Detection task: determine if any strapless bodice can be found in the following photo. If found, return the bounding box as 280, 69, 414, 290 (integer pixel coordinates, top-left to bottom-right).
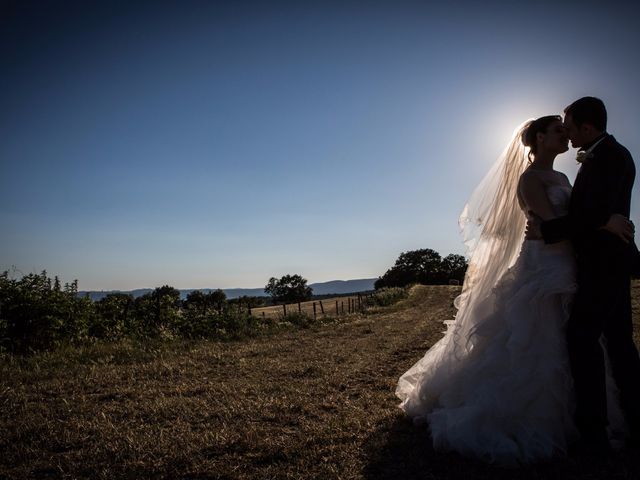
545, 184, 572, 217
519, 183, 572, 221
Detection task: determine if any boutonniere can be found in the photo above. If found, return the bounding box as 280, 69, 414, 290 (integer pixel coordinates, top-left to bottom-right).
576, 135, 607, 164
576, 151, 593, 164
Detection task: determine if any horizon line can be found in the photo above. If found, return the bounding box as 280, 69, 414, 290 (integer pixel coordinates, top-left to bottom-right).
77, 277, 380, 292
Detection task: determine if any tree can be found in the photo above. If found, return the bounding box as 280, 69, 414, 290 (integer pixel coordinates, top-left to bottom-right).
0, 270, 93, 352
208, 289, 227, 313
440, 254, 468, 283
184, 289, 227, 315
151, 285, 180, 327
375, 248, 469, 289
228, 295, 266, 309
184, 290, 208, 315
180, 289, 228, 338
375, 249, 443, 289
265, 274, 313, 304
93, 293, 134, 338
133, 285, 181, 334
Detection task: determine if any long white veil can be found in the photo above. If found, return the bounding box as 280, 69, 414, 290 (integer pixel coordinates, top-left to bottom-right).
396, 120, 533, 416
454, 119, 533, 338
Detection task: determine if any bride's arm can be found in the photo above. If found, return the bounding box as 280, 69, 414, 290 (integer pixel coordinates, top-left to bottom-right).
520, 172, 571, 243
518, 172, 556, 221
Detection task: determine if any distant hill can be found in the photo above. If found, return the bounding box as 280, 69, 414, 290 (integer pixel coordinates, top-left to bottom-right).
79, 278, 377, 302
308, 279, 377, 295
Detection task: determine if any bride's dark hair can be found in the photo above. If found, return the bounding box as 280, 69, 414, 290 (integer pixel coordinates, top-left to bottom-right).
521, 115, 562, 161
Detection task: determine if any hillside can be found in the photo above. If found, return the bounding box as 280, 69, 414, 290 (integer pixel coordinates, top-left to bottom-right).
2, 283, 640, 479
79, 278, 378, 301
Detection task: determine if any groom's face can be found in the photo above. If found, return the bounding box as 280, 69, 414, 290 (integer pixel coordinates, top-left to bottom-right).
563, 114, 584, 148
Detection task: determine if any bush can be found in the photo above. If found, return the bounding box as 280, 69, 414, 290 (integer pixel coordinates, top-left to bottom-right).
173, 312, 226, 339
129, 286, 181, 337
363, 287, 408, 308
1, 270, 386, 354
0, 271, 93, 353
91, 293, 134, 340
280, 311, 316, 329
220, 311, 262, 339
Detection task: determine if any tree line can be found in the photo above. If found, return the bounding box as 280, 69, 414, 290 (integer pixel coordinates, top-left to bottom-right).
0, 248, 467, 354
374, 249, 468, 289
0, 271, 267, 353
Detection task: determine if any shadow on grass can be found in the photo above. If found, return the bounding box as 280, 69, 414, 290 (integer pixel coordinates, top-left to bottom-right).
362, 414, 640, 480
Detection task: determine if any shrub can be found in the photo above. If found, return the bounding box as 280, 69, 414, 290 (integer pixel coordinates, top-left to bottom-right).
220, 311, 262, 339
280, 311, 316, 329
91, 293, 134, 340
363, 287, 408, 308
0, 271, 92, 353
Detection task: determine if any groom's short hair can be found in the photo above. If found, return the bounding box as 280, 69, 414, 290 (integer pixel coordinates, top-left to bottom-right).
564, 97, 607, 132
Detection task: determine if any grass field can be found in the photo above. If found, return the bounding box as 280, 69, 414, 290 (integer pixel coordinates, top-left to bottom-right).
1, 282, 640, 479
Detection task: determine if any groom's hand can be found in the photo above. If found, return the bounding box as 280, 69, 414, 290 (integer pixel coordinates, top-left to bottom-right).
600, 214, 635, 243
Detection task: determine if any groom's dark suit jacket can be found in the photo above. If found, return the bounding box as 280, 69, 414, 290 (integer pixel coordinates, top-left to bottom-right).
541, 134, 640, 274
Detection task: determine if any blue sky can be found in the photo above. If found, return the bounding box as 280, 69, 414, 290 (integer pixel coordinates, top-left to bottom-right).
1, 0, 639, 290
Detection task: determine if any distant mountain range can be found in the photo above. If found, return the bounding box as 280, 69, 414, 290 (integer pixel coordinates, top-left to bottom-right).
78, 278, 378, 302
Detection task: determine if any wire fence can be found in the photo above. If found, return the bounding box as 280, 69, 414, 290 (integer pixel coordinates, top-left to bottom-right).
249, 293, 374, 321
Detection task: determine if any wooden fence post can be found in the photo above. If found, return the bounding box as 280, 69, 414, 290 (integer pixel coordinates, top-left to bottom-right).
341, 301, 344, 314
262, 312, 265, 320
283, 304, 287, 316
336, 300, 339, 316
319, 300, 325, 315
298, 302, 301, 313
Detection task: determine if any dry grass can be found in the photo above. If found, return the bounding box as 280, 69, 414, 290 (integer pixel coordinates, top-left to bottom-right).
1, 283, 640, 479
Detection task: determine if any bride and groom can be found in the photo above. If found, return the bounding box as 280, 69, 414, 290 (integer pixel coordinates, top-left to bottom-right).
395, 96, 640, 465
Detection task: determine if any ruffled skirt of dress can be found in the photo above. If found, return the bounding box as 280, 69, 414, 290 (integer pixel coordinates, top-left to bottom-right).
395, 239, 581, 465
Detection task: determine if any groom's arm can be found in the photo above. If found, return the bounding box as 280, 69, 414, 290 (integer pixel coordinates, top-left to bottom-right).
540, 216, 572, 244
589, 149, 635, 242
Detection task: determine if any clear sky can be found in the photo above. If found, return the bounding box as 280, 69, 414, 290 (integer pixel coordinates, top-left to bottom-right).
1, 0, 639, 290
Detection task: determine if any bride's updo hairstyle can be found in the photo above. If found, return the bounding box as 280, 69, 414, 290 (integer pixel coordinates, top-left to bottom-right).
521, 115, 562, 161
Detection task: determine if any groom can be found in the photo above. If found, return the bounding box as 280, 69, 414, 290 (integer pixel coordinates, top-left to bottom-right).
539, 96, 640, 451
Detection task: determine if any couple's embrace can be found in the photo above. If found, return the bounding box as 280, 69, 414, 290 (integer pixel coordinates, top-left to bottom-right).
395, 97, 640, 465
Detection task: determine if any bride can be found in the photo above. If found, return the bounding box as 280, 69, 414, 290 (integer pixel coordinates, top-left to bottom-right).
395, 116, 624, 465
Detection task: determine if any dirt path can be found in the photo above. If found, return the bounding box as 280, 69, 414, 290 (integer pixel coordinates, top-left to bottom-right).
2, 284, 640, 479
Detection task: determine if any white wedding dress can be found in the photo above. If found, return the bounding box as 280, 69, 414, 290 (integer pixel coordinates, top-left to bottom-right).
396, 183, 580, 465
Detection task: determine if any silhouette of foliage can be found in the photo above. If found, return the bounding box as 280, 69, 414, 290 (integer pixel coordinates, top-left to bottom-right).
184, 289, 227, 315
441, 254, 468, 284
0, 266, 409, 354
363, 287, 408, 307
265, 274, 313, 304
91, 293, 134, 339
375, 249, 468, 289
132, 286, 181, 336
177, 289, 229, 338
0, 270, 93, 353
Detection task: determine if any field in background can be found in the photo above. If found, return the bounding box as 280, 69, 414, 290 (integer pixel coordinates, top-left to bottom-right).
1, 282, 639, 479
251, 294, 368, 319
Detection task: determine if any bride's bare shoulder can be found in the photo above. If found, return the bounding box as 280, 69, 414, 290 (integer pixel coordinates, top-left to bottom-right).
519, 168, 570, 186
518, 168, 546, 186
